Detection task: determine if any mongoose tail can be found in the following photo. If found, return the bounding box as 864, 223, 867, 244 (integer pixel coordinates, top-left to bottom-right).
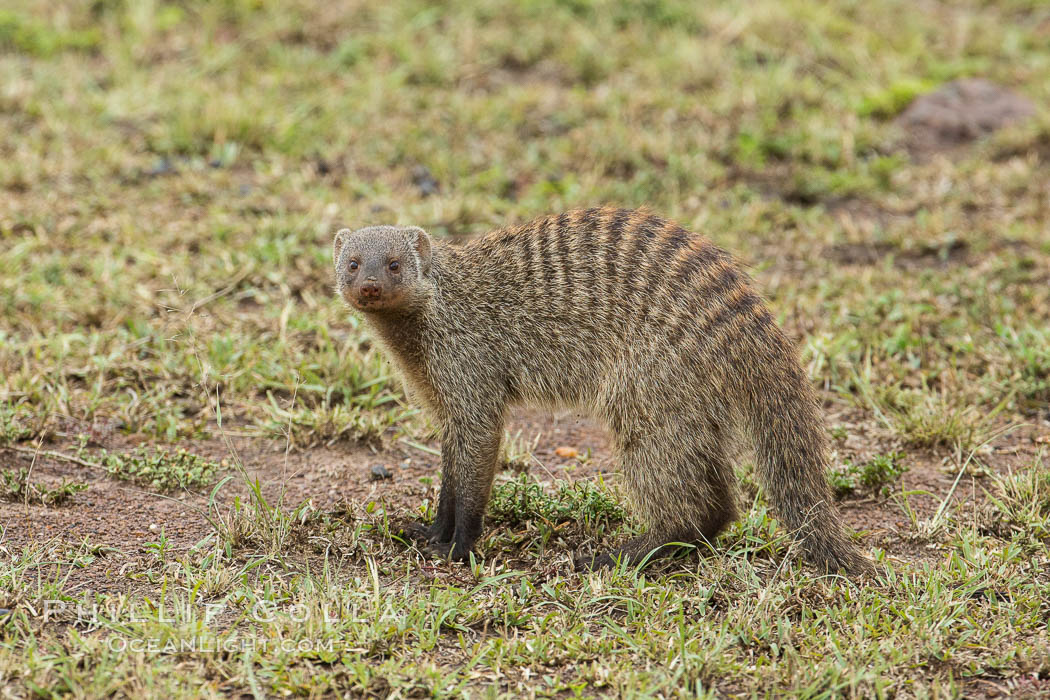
743, 360, 874, 575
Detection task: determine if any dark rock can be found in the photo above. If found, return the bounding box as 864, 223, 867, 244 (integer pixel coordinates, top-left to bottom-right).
370, 464, 392, 481
896, 78, 1036, 156
411, 165, 440, 197
145, 158, 175, 177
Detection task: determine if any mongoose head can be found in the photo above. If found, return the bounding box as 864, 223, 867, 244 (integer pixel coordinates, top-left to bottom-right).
333, 225, 433, 313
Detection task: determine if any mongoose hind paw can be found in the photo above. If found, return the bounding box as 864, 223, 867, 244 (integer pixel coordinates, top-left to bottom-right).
805, 543, 879, 579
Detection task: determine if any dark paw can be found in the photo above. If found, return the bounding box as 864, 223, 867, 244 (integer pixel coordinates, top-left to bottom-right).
396, 520, 452, 547
398, 520, 431, 544
573, 550, 619, 572
828, 551, 878, 578
423, 539, 474, 563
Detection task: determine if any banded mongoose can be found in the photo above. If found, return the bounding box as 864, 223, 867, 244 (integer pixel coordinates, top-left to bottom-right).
333, 207, 872, 574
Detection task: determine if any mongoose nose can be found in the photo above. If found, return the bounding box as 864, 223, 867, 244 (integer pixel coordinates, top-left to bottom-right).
360, 282, 382, 300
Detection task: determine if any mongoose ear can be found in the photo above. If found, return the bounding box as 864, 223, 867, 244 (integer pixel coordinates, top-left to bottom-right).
407, 227, 432, 275
333, 228, 351, 268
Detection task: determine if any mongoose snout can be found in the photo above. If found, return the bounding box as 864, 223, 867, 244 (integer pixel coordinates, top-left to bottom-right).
332, 207, 874, 576
359, 280, 382, 300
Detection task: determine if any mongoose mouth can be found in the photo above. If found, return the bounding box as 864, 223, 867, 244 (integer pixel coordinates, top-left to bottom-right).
345, 279, 387, 310
347, 289, 405, 312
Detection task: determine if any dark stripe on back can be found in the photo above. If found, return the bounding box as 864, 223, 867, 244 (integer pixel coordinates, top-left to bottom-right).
625, 214, 662, 316
695, 291, 763, 353
554, 211, 574, 309
628, 214, 661, 261
578, 207, 600, 237
530, 215, 553, 310
703, 263, 742, 302
604, 209, 632, 297
576, 208, 602, 321
596, 209, 626, 330
648, 222, 691, 290
614, 211, 649, 314
675, 242, 724, 287
635, 221, 692, 330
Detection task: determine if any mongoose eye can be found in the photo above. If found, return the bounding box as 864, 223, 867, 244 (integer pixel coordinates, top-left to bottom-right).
349, 261, 359, 271
389, 260, 400, 272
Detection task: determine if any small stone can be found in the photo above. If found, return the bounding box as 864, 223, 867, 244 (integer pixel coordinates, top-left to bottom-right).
145, 158, 175, 178
370, 464, 393, 481
149, 523, 157, 531
555, 446, 579, 459
411, 165, 439, 198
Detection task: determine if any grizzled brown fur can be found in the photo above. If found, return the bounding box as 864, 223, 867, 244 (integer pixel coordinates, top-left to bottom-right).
333, 207, 872, 575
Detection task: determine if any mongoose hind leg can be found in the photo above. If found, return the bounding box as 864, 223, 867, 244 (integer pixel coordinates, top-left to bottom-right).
576, 428, 738, 572
574, 500, 736, 572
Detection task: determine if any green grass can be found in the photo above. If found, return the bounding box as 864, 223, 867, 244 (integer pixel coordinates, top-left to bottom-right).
2, 0, 1050, 696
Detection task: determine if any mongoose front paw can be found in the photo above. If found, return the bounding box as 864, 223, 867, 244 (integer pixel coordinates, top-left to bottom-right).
398, 520, 447, 545
573, 550, 618, 572
423, 539, 475, 563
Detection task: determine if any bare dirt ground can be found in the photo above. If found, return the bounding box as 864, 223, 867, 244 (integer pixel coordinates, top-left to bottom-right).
4, 406, 1044, 596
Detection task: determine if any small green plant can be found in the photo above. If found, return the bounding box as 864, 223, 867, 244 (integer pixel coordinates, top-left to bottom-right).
857, 77, 934, 118
99, 447, 221, 491
144, 529, 173, 562
0, 404, 32, 446
488, 472, 626, 531
831, 452, 908, 498
0, 468, 88, 505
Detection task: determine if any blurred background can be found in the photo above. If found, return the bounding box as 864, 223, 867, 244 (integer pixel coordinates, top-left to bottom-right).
2, 3, 1050, 694
1, 0, 1048, 444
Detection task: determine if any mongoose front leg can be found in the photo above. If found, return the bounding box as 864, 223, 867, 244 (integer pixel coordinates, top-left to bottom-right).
427, 480, 456, 543
420, 417, 502, 562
